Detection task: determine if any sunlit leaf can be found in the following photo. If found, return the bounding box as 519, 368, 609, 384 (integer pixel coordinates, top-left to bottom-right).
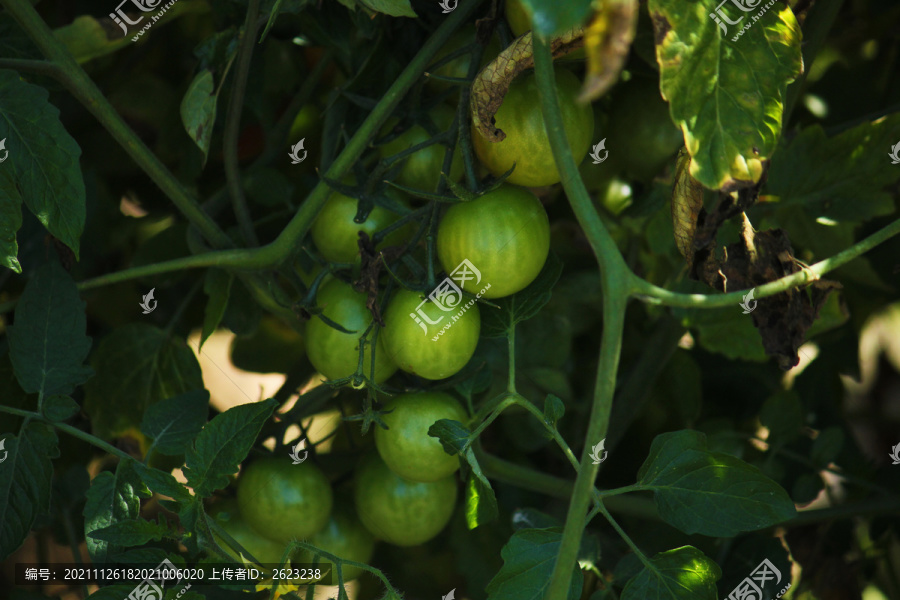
621, 546, 720, 600
486, 528, 583, 600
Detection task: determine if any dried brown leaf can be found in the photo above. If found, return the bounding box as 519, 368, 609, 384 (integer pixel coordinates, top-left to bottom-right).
579, 0, 638, 103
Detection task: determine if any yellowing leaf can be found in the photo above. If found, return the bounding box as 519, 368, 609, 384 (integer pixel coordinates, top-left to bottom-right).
580, 0, 638, 102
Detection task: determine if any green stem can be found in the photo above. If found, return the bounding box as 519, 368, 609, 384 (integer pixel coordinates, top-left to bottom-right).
0, 57, 62, 78
224, 0, 263, 247
0, 0, 232, 250
507, 326, 516, 393
532, 34, 629, 600
0, 406, 134, 462
597, 502, 654, 571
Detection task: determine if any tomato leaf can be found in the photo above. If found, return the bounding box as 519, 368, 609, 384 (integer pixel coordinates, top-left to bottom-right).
620, 546, 720, 600
486, 528, 583, 600
543, 394, 565, 429
357, 0, 416, 18
42, 395, 80, 422
0, 423, 58, 559
759, 390, 802, 443
636, 430, 796, 537
766, 114, 900, 222
8, 261, 93, 397
53, 16, 130, 64
518, 0, 592, 38
88, 515, 172, 546
201, 269, 233, 350
481, 253, 563, 338
83, 323, 204, 440
83, 459, 149, 564
0, 70, 86, 264
648, 0, 802, 190
183, 399, 277, 498
140, 390, 210, 457
132, 463, 193, 503
465, 465, 499, 530
580, 0, 638, 102
180, 69, 218, 165
429, 418, 471, 456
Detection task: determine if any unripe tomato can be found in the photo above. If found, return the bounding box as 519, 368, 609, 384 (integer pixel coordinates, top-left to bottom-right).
353, 454, 457, 547
375, 391, 467, 482
606, 78, 683, 182
296, 501, 375, 581
472, 68, 593, 187
436, 184, 549, 299
379, 104, 464, 193
304, 279, 398, 384
210, 500, 291, 566
381, 288, 480, 381
236, 458, 333, 543
311, 187, 410, 263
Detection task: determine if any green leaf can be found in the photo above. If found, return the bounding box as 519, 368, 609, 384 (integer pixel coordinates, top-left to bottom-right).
132, 463, 193, 503
766, 114, 900, 222
0, 423, 59, 559
53, 16, 131, 64
678, 305, 768, 363
180, 69, 218, 164
648, 0, 802, 190
140, 389, 210, 457
463, 449, 499, 529
519, 0, 592, 38
83, 460, 149, 564
0, 166, 23, 272
759, 390, 802, 442
8, 261, 93, 397
428, 418, 471, 456
810, 426, 844, 468
0, 70, 86, 260
543, 394, 565, 428
88, 516, 171, 545
481, 253, 563, 338
42, 395, 80, 422
183, 399, 277, 498
486, 528, 583, 600
637, 430, 796, 537
201, 269, 233, 349
357, 0, 416, 18
83, 323, 204, 440
621, 546, 720, 600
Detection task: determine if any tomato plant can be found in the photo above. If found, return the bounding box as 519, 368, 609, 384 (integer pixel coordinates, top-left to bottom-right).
3, 1, 900, 600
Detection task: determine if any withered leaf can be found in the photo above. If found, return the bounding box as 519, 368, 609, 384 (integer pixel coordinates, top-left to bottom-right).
471, 28, 584, 142
671, 149, 703, 261
579, 0, 638, 103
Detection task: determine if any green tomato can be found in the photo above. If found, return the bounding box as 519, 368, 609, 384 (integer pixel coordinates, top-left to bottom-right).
210, 500, 291, 566
353, 454, 457, 547
436, 184, 549, 299
236, 458, 333, 543
605, 78, 683, 182
296, 502, 375, 581
311, 188, 410, 263
472, 68, 594, 187
381, 288, 480, 381
379, 104, 464, 193
375, 391, 467, 482
304, 279, 398, 384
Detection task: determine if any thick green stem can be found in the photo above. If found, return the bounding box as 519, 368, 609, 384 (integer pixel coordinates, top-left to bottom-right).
0, 0, 232, 250
224, 0, 263, 247
532, 35, 629, 600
